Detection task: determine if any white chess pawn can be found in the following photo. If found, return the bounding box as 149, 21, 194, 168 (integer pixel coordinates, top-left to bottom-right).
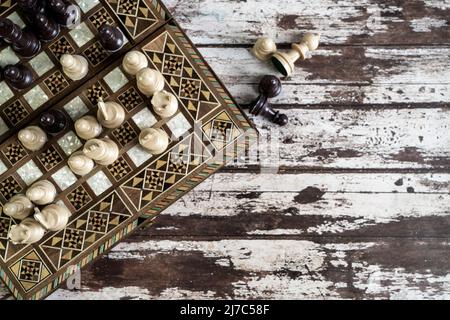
83, 138, 119, 166
3, 194, 34, 220
18, 126, 47, 151
68, 151, 95, 176
97, 98, 125, 129
136, 67, 165, 97
151, 90, 178, 118
122, 50, 148, 75
139, 128, 169, 155
8, 218, 46, 245
75, 116, 103, 140
26, 180, 57, 205
60, 54, 89, 81
252, 37, 277, 61
34, 204, 71, 232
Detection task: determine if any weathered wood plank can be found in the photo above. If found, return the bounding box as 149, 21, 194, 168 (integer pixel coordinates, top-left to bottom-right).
165, 0, 450, 45
42, 239, 450, 300
199, 47, 450, 104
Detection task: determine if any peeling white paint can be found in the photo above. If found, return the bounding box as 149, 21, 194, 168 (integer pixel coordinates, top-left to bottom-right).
410, 17, 448, 32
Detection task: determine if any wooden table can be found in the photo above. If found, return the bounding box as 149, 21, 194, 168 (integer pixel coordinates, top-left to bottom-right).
1, 0, 449, 300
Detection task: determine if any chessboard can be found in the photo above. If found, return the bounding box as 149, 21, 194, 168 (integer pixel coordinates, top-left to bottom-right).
0, 0, 257, 300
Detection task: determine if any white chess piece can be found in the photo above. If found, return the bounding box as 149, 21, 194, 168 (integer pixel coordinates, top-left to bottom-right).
83, 138, 119, 166
8, 218, 46, 245
60, 54, 89, 81
68, 151, 95, 176
151, 90, 178, 118
122, 50, 148, 75
18, 126, 47, 151
3, 194, 34, 220
26, 180, 57, 205
97, 99, 125, 129
34, 204, 71, 232
139, 128, 169, 155
252, 37, 277, 61
75, 116, 102, 140
136, 68, 165, 96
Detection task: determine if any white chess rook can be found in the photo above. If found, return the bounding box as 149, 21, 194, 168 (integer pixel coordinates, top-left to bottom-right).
97, 98, 125, 129
34, 204, 71, 232
60, 54, 89, 81
26, 180, 57, 205
3, 194, 35, 220
151, 90, 178, 118
75, 116, 103, 140
136, 67, 165, 96
83, 138, 119, 166
18, 126, 47, 151
122, 50, 148, 75
139, 128, 169, 155
8, 218, 46, 245
68, 151, 95, 176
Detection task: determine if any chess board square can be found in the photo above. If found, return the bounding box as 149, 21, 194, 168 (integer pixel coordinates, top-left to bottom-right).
112, 122, 138, 147
132, 108, 157, 130
0, 217, 10, 238
38, 146, 63, 171
118, 87, 144, 112
104, 67, 129, 93
167, 113, 192, 138
87, 211, 108, 233
44, 71, 69, 95
29, 52, 54, 77
0, 47, 20, 68
0, 160, 7, 175
87, 171, 112, 196
67, 185, 92, 210
89, 7, 115, 29
52, 166, 78, 191
0, 82, 14, 106
0, 117, 8, 136
127, 145, 152, 167
62, 228, 85, 251
0, 176, 22, 201
17, 160, 43, 186
2, 141, 27, 165
83, 41, 108, 66
75, 0, 100, 13
3, 100, 29, 126
107, 157, 132, 181
57, 131, 83, 156
69, 22, 95, 47
7, 12, 26, 29
18, 260, 42, 283
23, 86, 49, 110
63, 96, 89, 121
49, 36, 75, 60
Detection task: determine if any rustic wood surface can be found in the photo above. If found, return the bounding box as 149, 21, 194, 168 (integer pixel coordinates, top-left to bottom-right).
1, 0, 450, 300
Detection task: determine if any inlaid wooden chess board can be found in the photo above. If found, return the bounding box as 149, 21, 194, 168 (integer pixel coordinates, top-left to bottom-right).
0, 1, 257, 300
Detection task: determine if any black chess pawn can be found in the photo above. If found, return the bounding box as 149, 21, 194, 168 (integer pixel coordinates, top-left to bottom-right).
17, 0, 47, 15
3, 65, 34, 90
99, 24, 125, 52
47, 0, 80, 28
34, 13, 60, 41
259, 75, 282, 98
0, 18, 41, 58
39, 110, 67, 135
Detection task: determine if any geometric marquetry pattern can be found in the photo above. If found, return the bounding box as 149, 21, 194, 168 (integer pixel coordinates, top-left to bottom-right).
118, 87, 144, 112
112, 121, 138, 147
89, 7, 115, 29
67, 185, 92, 211
83, 41, 109, 67
37, 146, 64, 171
40, 192, 132, 269
2, 141, 28, 166
142, 32, 221, 121
9, 251, 51, 292
3, 101, 29, 126
44, 71, 69, 95
107, 157, 132, 182
0, 176, 23, 202
202, 111, 242, 150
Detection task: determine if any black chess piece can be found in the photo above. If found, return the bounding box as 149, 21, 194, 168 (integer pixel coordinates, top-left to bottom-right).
39, 110, 67, 135
3, 65, 34, 90
34, 13, 60, 41
17, 0, 46, 15
0, 18, 41, 58
244, 75, 288, 126
99, 24, 125, 52
47, 0, 80, 28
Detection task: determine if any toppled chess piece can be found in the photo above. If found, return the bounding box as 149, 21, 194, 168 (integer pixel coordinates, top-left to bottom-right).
39, 110, 67, 135
3, 194, 35, 220
47, 0, 81, 28
34, 204, 71, 232
83, 138, 119, 166
68, 151, 95, 176
26, 180, 57, 205
61, 54, 89, 81
0, 18, 41, 58
122, 50, 148, 75
245, 75, 288, 126
252, 37, 277, 61
97, 98, 125, 129
151, 90, 178, 118
18, 126, 48, 151
34, 13, 60, 42
139, 128, 169, 155
75, 116, 102, 140
271, 33, 320, 76
99, 24, 124, 52
3, 64, 33, 90
137, 67, 165, 96
8, 218, 46, 245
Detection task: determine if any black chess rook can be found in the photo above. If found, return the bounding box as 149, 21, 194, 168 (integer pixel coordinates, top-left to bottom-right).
0, 18, 41, 58
99, 24, 125, 52
47, 0, 80, 28
39, 110, 67, 135
34, 13, 60, 41
3, 64, 34, 90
